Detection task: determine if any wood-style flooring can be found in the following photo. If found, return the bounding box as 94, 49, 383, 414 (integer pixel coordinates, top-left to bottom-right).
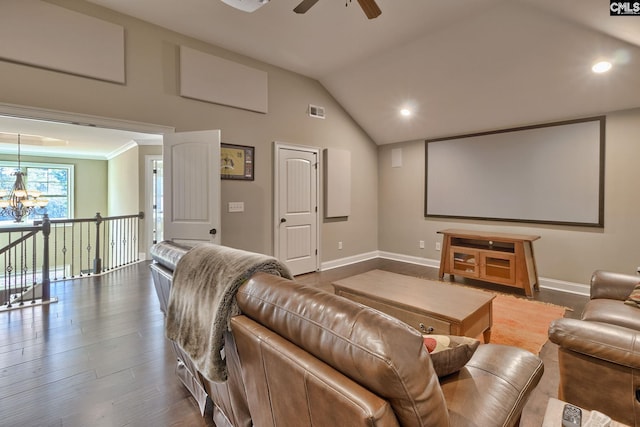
0, 258, 588, 427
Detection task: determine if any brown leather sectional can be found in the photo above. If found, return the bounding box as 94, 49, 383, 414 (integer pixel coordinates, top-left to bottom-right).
150, 241, 544, 426
549, 270, 640, 426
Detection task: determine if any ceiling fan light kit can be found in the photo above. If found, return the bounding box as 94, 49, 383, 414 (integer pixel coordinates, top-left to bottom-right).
219, 0, 270, 13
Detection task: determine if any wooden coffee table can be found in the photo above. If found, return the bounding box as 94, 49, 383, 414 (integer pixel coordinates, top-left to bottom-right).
332, 270, 495, 342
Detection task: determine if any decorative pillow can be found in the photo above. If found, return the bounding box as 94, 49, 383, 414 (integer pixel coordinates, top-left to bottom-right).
422, 334, 480, 377
624, 283, 640, 308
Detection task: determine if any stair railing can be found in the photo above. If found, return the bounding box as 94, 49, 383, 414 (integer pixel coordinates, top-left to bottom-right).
0, 212, 144, 310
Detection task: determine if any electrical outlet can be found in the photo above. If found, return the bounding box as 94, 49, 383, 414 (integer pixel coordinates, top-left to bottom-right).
435, 242, 441, 251
419, 240, 425, 249
338, 241, 343, 250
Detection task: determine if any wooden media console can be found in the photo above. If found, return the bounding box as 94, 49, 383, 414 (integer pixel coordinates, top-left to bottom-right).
438, 229, 540, 297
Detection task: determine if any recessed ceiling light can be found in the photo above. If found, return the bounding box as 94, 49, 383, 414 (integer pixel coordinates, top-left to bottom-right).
592, 61, 612, 74
400, 108, 411, 117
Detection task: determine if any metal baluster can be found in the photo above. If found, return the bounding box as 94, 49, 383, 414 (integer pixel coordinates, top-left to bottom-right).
110, 221, 115, 271
102, 218, 107, 272
122, 217, 127, 266
41, 215, 50, 302
71, 223, 75, 277
30, 232, 36, 304
20, 237, 25, 304
4, 238, 11, 308
61, 222, 67, 279
117, 219, 121, 268
79, 222, 84, 276
86, 220, 92, 276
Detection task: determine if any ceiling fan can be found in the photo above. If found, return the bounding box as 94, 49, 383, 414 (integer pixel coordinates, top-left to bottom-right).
294, 0, 381, 19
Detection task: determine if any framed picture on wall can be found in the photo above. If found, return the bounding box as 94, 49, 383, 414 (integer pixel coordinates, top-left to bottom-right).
220, 143, 254, 181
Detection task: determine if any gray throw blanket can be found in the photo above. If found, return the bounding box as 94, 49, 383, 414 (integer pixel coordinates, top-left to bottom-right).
165, 243, 292, 382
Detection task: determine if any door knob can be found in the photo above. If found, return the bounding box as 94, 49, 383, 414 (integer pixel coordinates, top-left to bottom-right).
209, 228, 217, 235
280, 218, 286, 223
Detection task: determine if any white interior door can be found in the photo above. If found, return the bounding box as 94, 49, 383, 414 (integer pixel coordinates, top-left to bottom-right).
274, 143, 319, 275
163, 130, 221, 246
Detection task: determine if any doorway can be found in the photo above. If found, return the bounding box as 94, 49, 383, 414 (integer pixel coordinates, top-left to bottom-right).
273, 142, 320, 275
0, 103, 174, 259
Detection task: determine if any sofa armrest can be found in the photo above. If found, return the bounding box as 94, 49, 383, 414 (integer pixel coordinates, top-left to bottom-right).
440, 344, 543, 427
590, 270, 639, 301
150, 240, 190, 272
548, 317, 640, 369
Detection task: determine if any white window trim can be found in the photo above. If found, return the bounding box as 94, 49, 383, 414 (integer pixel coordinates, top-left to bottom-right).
0, 161, 74, 222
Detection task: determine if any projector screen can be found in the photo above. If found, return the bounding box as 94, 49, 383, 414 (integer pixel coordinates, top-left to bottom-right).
425, 116, 605, 227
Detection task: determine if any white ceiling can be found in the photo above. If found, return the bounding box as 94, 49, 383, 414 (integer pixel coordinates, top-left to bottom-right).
0, 114, 161, 160
6, 0, 640, 156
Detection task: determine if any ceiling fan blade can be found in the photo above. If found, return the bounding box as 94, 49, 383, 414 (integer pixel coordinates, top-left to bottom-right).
356, 0, 381, 19
293, 0, 320, 14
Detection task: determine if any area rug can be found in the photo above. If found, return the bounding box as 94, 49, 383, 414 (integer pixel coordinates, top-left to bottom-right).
488, 294, 566, 354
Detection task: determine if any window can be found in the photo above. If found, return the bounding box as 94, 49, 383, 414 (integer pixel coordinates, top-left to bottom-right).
0, 162, 74, 223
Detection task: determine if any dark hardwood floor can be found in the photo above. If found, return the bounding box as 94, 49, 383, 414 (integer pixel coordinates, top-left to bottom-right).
0, 258, 588, 427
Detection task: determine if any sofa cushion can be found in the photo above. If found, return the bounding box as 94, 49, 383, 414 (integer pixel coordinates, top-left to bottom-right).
582, 298, 640, 330
624, 283, 640, 308
422, 335, 480, 377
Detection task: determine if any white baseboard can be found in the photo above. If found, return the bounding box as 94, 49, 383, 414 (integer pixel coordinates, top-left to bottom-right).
321, 250, 590, 296
320, 251, 379, 270
377, 251, 441, 269
538, 277, 589, 296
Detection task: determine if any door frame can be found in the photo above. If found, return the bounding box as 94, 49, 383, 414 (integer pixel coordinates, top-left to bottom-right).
273, 141, 321, 272
144, 154, 163, 252
0, 102, 175, 135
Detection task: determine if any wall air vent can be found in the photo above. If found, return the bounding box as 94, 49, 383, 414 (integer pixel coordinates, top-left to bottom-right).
308, 104, 326, 119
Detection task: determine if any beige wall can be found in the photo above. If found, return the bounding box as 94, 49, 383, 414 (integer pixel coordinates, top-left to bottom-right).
0, 153, 108, 219
378, 107, 640, 284
0, 0, 378, 260
108, 146, 139, 216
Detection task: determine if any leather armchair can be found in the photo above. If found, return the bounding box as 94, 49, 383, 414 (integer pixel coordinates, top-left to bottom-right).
548, 270, 640, 426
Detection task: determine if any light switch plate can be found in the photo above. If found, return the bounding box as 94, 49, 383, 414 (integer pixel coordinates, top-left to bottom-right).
228, 202, 244, 212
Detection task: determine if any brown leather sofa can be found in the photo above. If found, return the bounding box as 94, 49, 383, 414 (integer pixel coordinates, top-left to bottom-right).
548, 270, 640, 426
150, 241, 544, 426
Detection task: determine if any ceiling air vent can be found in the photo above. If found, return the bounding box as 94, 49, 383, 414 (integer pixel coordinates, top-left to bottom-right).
308, 104, 326, 119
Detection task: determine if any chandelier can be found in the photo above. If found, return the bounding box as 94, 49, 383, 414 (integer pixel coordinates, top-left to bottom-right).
0, 134, 48, 223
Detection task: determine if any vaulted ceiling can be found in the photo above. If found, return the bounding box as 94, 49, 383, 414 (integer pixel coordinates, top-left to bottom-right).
84, 0, 640, 146
4, 0, 640, 158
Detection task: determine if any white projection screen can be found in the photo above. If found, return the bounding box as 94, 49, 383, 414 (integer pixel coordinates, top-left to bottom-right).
425, 116, 605, 227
